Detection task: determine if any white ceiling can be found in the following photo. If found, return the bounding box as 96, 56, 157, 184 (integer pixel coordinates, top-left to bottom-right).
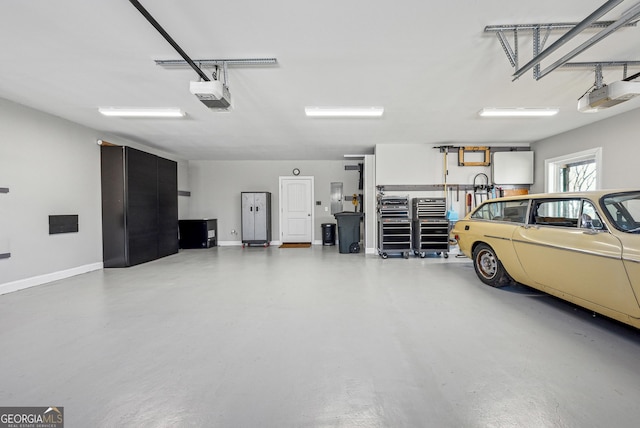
1, 0, 639, 160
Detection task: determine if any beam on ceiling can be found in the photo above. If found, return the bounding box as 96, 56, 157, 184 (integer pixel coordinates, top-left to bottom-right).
537, 2, 640, 80
561, 61, 640, 68
562, 60, 640, 81
511, 0, 625, 80
484, 19, 636, 32
155, 58, 278, 68
487, 19, 637, 75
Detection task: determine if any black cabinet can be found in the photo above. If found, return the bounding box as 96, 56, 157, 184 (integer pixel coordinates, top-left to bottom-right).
101, 146, 178, 267
157, 157, 179, 257
179, 219, 217, 248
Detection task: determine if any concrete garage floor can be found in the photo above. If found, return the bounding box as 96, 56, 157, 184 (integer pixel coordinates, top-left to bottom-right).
2, 246, 640, 427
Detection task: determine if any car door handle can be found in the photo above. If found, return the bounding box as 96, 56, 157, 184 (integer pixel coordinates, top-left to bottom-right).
523, 225, 539, 230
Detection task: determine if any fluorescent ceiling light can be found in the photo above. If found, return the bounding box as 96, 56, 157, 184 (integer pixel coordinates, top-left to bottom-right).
479, 107, 559, 117
98, 107, 186, 118
305, 106, 384, 117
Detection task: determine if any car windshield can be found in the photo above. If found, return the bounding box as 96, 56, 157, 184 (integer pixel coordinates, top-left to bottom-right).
602, 191, 640, 233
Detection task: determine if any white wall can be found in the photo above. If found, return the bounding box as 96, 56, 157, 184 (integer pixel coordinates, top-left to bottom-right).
374, 143, 530, 218
531, 107, 640, 193
0, 98, 103, 290
363, 155, 376, 253
375, 143, 532, 187
0, 98, 188, 293
188, 160, 360, 244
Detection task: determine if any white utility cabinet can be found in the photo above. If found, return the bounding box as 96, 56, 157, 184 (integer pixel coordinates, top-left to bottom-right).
492, 151, 534, 185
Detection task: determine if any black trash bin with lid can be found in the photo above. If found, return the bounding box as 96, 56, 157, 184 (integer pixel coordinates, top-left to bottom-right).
333, 212, 364, 254
321, 223, 336, 246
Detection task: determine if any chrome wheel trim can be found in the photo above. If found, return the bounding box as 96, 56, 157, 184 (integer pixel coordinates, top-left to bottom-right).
476, 249, 497, 280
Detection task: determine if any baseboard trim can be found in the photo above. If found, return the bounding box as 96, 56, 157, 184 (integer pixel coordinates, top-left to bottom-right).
217, 240, 243, 247
218, 241, 284, 247
0, 262, 103, 295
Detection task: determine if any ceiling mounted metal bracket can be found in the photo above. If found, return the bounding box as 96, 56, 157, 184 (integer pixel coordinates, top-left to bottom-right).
536, 1, 640, 80
562, 61, 640, 93
494, 25, 554, 72
595, 64, 605, 89
156, 58, 278, 85
207, 62, 230, 86
484, 0, 640, 80
580, 61, 640, 86
489, 18, 640, 79
496, 31, 517, 68
155, 58, 278, 68
560, 60, 640, 80
533, 26, 541, 80
484, 19, 636, 32
512, 0, 626, 80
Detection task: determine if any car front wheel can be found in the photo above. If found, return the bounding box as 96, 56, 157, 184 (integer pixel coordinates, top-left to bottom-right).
472, 243, 510, 287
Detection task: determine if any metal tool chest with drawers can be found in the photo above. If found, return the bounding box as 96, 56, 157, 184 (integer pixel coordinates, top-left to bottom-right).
377, 195, 412, 259
412, 197, 449, 258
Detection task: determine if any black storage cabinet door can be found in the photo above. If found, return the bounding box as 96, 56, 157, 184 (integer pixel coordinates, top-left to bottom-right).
101, 146, 178, 267
157, 157, 179, 257
126, 148, 159, 266
101, 146, 127, 268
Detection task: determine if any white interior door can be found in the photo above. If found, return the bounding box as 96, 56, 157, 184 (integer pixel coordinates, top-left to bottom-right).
280, 177, 313, 243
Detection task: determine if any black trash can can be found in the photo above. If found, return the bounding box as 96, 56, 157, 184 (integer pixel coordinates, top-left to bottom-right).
321, 223, 336, 246
333, 212, 364, 254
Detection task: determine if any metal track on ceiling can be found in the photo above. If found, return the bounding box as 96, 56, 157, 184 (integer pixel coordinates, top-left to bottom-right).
155, 58, 278, 67
130, 0, 211, 81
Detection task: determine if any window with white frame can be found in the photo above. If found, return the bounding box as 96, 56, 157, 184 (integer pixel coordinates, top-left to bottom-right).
545, 148, 602, 193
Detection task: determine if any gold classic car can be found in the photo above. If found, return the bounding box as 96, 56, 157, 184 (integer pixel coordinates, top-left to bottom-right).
452, 190, 640, 329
